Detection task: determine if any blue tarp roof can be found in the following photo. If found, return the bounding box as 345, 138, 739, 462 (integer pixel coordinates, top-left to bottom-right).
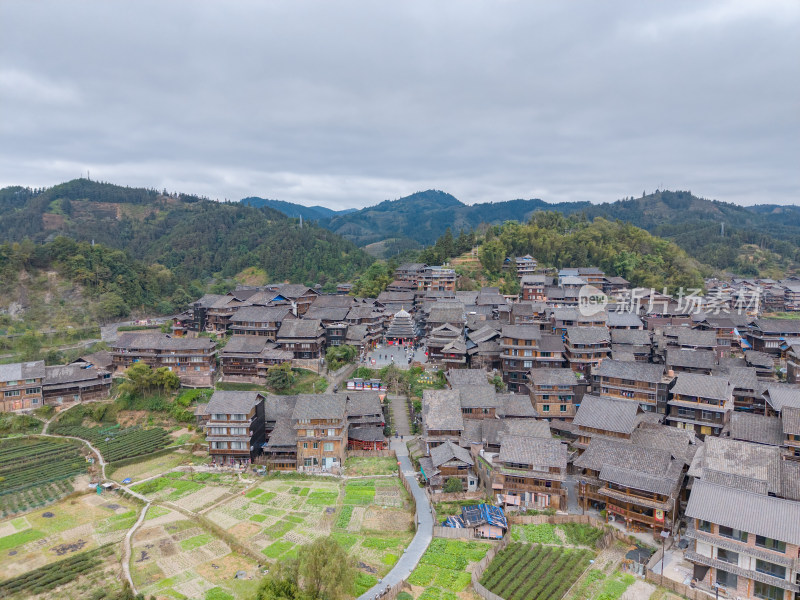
442, 503, 507, 531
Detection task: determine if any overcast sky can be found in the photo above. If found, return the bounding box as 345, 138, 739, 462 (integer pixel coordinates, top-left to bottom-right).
1, 1, 798, 209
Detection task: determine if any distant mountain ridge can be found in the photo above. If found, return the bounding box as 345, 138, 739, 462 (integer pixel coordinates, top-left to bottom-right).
256, 188, 800, 274
240, 197, 356, 221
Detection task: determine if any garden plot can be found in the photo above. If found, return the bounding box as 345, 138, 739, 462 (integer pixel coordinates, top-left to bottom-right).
131, 507, 260, 600
408, 538, 492, 598
109, 448, 206, 482
130, 471, 246, 505
0, 492, 136, 581
207, 475, 414, 576
344, 457, 399, 476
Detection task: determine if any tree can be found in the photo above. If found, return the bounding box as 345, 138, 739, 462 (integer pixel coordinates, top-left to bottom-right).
326, 345, 358, 371
120, 362, 155, 396
98, 291, 130, 320
152, 367, 180, 392
253, 537, 354, 600
444, 477, 463, 493
297, 536, 355, 600
267, 362, 295, 391
490, 375, 505, 392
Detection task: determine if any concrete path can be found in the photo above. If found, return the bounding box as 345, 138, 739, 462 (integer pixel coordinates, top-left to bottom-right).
121, 502, 151, 592
564, 474, 581, 514
358, 438, 433, 600
389, 394, 411, 437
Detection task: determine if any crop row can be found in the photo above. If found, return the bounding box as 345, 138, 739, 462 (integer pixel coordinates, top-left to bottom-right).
0, 454, 86, 496
50, 424, 169, 461
0, 544, 113, 596
482, 544, 593, 600
0, 480, 74, 517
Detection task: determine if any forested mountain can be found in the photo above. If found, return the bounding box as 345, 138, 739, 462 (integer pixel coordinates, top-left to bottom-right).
269, 188, 798, 276
438, 212, 707, 292
0, 179, 373, 287
240, 197, 355, 221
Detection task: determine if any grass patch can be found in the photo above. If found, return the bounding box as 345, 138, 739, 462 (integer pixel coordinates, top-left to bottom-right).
264, 520, 296, 539
180, 534, 213, 551
262, 540, 294, 558
345, 456, 398, 476
244, 489, 264, 499
306, 491, 338, 506
331, 532, 358, 550
249, 514, 268, 523
0, 528, 44, 551
252, 492, 278, 505
335, 505, 354, 529
353, 573, 378, 596
205, 587, 235, 600
511, 523, 562, 544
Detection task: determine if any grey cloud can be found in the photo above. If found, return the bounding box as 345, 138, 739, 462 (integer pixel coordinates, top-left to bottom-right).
0, 0, 798, 210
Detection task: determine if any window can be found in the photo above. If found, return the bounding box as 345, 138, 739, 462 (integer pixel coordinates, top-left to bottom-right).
755, 535, 786, 553
6, 380, 17, 386
542, 404, 550, 412
327, 428, 335, 436
523, 361, 532, 368
3, 390, 19, 397
313, 442, 319, 449
25, 378, 35, 384
701, 410, 715, 420
304, 458, 312, 467
719, 526, 748, 542
560, 404, 567, 412
716, 548, 738, 565
755, 559, 785, 579
542, 395, 550, 400
754, 582, 783, 600
232, 414, 247, 421
324, 442, 334, 452
303, 442, 308, 449
230, 427, 247, 435
715, 569, 737, 589
230, 441, 246, 450
212, 414, 227, 421
32, 398, 38, 405
697, 520, 712, 533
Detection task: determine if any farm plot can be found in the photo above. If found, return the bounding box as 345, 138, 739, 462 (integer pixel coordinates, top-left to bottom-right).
480, 543, 594, 600
408, 539, 492, 597
130, 507, 260, 600
0, 492, 137, 581
206, 475, 414, 576
344, 456, 398, 476
0, 438, 87, 518
130, 471, 245, 507
108, 448, 206, 482
49, 424, 169, 461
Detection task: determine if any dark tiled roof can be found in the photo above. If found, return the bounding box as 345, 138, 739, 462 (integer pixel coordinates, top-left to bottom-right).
671, 373, 731, 401
457, 386, 500, 409
499, 394, 538, 418
230, 306, 293, 323
701, 436, 781, 494
113, 333, 215, 351
207, 391, 264, 415
752, 318, 800, 334
44, 365, 104, 385
566, 327, 610, 345
765, 384, 800, 412
501, 325, 542, 340
265, 417, 297, 447
304, 307, 351, 321
529, 368, 579, 387
744, 350, 774, 369
592, 360, 665, 384
423, 390, 464, 431
665, 348, 715, 370
782, 406, 800, 435
223, 335, 270, 354
310, 295, 354, 309
498, 435, 566, 469
292, 394, 346, 421
727, 412, 783, 446
431, 440, 474, 467
572, 395, 640, 435
277, 319, 323, 339
447, 369, 490, 387
607, 312, 643, 328
574, 438, 678, 489
610, 329, 651, 346
428, 303, 466, 325
467, 326, 500, 344
345, 392, 383, 418
275, 284, 317, 299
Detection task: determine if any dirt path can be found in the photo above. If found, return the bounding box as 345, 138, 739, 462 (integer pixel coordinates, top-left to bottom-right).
121, 502, 151, 592
389, 394, 411, 436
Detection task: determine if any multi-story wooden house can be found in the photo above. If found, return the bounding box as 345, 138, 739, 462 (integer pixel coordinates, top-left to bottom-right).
510, 302, 550, 329
606, 311, 644, 330
0, 361, 45, 411
666, 373, 733, 438
42, 365, 111, 405
564, 327, 611, 375
483, 434, 567, 510
665, 348, 716, 375
571, 394, 645, 451
745, 318, 800, 356
205, 391, 265, 466
551, 309, 607, 335
500, 325, 565, 393
219, 336, 293, 383
528, 368, 582, 421
610, 329, 652, 362
228, 306, 295, 340
276, 319, 325, 359
466, 326, 502, 371
111, 333, 217, 387
346, 392, 386, 451
292, 394, 347, 471
422, 389, 465, 454
420, 441, 477, 492
263, 284, 319, 317
204, 293, 254, 335
394, 262, 427, 283
591, 360, 671, 414
573, 437, 685, 537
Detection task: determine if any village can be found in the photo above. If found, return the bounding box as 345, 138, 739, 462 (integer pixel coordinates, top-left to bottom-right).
2, 258, 800, 600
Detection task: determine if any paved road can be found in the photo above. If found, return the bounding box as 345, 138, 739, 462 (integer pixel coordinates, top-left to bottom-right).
389, 394, 411, 436
358, 438, 433, 600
